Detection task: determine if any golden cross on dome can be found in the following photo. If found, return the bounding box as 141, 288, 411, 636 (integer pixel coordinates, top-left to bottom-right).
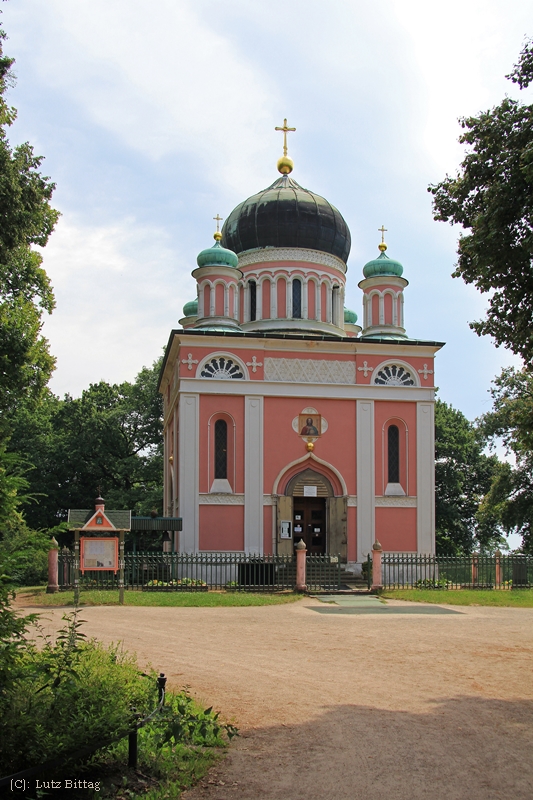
275, 118, 296, 157
378, 225, 387, 243
213, 214, 223, 233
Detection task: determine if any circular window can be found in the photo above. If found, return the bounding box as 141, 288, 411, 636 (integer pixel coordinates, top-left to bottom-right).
200, 357, 244, 379
374, 364, 415, 386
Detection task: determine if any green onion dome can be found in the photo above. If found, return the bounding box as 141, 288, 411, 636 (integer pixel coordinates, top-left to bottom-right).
197, 235, 239, 269
344, 307, 358, 324
363, 244, 403, 278
183, 299, 198, 317
221, 174, 351, 263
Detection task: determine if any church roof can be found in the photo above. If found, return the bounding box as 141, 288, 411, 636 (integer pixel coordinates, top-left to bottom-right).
221, 174, 351, 263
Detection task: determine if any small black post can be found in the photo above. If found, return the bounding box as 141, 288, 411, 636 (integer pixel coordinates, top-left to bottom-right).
157, 672, 167, 705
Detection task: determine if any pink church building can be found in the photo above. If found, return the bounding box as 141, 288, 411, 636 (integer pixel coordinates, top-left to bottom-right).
159, 141, 443, 570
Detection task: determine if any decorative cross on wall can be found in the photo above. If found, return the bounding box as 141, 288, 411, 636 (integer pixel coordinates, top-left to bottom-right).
418, 364, 434, 380
182, 353, 199, 371
246, 356, 263, 373
357, 361, 371, 377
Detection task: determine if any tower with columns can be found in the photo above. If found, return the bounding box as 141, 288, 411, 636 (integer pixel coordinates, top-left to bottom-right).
159, 124, 443, 567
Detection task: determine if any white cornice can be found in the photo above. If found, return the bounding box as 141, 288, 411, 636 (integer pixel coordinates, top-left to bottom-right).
176, 378, 435, 402
237, 247, 347, 275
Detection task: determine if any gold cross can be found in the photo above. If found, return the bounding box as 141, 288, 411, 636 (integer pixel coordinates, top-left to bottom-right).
213, 214, 223, 233
378, 225, 387, 243
275, 118, 296, 156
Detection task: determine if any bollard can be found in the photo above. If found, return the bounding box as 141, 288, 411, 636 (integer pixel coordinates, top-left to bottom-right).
157, 673, 167, 705
295, 539, 307, 592
371, 540, 383, 591
47, 537, 59, 594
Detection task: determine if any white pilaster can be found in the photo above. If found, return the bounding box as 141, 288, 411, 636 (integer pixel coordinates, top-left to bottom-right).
178, 393, 199, 552
244, 395, 264, 554
357, 400, 375, 561
416, 402, 435, 554
303, 278, 309, 320
286, 279, 292, 319
271, 279, 277, 319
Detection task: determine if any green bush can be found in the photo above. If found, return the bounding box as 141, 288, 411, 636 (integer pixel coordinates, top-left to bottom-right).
0, 606, 157, 776
0, 518, 51, 585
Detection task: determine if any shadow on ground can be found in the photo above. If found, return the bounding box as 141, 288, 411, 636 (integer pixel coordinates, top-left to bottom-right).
183, 695, 533, 800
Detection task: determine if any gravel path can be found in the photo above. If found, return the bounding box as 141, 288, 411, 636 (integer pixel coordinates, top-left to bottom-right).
27, 597, 533, 800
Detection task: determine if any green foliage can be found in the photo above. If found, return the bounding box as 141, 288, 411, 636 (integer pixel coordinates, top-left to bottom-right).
479, 367, 533, 552
0, 22, 58, 428
0, 517, 51, 584
414, 577, 448, 590
434, 398, 504, 554
381, 588, 533, 607
7, 358, 164, 529
429, 40, 533, 361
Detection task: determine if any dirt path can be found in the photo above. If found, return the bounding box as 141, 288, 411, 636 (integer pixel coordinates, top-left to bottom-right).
25, 597, 533, 800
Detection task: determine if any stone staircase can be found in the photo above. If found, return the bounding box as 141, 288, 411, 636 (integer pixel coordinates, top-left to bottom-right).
338, 567, 372, 593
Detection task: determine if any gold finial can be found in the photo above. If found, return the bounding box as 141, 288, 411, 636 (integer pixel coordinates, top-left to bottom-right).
378, 225, 387, 252
275, 117, 296, 174
213, 213, 223, 241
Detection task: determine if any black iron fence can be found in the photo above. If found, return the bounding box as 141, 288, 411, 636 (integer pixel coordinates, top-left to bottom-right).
58, 550, 342, 592
382, 553, 533, 589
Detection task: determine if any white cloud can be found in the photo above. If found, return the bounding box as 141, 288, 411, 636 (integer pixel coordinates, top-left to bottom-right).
40, 215, 195, 397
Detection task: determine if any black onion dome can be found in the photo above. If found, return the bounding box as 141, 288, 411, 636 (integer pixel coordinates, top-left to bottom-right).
221, 175, 351, 263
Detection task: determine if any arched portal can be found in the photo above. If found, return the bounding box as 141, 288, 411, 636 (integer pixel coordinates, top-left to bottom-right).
276, 462, 347, 561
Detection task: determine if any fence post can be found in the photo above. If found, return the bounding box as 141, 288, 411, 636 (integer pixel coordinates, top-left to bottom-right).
157, 673, 167, 705
472, 554, 479, 587
295, 540, 307, 592
371, 540, 383, 591
495, 551, 502, 588
46, 537, 59, 594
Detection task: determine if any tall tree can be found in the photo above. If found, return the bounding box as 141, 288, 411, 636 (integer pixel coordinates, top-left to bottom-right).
429, 39, 533, 361
479, 366, 533, 552
0, 18, 59, 432
434, 398, 503, 554
8, 359, 164, 529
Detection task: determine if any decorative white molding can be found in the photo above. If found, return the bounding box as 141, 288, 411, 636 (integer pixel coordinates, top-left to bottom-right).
347, 496, 357, 507
357, 400, 375, 562
384, 482, 406, 497
371, 360, 420, 388
358, 360, 371, 377
199, 493, 244, 505
238, 247, 347, 274
246, 356, 263, 373
196, 353, 249, 381
245, 396, 264, 554
418, 364, 434, 380
375, 496, 417, 507
263, 495, 275, 506
209, 479, 233, 494
271, 452, 348, 496
265, 358, 355, 384
182, 353, 199, 371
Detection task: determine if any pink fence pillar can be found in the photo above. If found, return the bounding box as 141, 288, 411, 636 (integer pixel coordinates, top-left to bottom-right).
472, 555, 479, 586
47, 536, 59, 594
495, 551, 502, 588
295, 540, 307, 592
371, 540, 383, 591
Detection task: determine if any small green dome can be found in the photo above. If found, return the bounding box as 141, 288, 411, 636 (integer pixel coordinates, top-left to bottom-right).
344, 307, 358, 324
183, 298, 198, 317
197, 239, 239, 269
363, 250, 403, 278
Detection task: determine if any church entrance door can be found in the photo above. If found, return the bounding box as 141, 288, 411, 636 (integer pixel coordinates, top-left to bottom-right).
293, 497, 326, 555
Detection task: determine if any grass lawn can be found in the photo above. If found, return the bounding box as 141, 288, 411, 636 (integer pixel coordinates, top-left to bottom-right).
15, 586, 304, 607
381, 588, 533, 607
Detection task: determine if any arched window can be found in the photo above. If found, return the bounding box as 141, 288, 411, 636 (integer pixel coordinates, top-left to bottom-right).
388, 425, 400, 483
214, 419, 227, 479
292, 278, 302, 319
249, 281, 257, 321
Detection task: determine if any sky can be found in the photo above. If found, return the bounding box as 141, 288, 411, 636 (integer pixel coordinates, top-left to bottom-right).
2, 0, 530, 422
